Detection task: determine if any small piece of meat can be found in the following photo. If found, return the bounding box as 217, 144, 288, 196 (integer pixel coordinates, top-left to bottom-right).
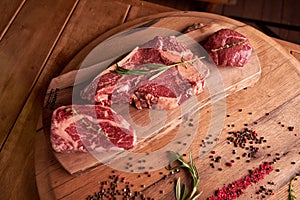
81, 36, 209, 110
50, 105, 136, 153
203, 28, 252, 67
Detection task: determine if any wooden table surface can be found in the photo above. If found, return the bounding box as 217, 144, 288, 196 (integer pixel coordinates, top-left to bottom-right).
0, 0, 299, 200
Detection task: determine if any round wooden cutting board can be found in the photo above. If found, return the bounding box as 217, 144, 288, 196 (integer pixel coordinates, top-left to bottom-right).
36, 11, 300, 200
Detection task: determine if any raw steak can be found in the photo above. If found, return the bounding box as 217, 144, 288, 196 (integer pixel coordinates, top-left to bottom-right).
50, 105, 136, 153
81, 36, 209, 109
203, 28, 252, 67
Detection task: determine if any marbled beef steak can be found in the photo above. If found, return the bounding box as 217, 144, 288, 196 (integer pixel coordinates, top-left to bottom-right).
203, 28, 252, 67
50, 105, 136, 153
81, 36, 208, 110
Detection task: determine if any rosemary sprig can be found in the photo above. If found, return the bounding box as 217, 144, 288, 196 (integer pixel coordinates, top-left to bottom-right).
211, 39, 246, 52
166, 151, 202, 200
289, 176, 298, 200
112, 64, 150, 75
111, 56, 205, 81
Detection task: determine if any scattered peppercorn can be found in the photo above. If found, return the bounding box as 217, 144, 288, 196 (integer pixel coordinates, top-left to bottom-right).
86, 174, 154, 200
208, 162, 273, 200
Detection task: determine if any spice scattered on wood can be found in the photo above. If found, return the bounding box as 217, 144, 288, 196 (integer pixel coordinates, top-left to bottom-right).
207, 162, 273, 200
255, 185, 274, 198
86, 173, 155, 200
226, 128, 264, 159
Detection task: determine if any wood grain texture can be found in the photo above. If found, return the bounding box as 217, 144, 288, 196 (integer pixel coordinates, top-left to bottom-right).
35, 0, 132, 87
0, 0, 26, 40
261, 0, 282, 25
241, 0, 264, 20
222, 0, 244, 17
0, 0, 78, 150
35, 12, 300, 199
0, 87, 43, 200
0, 0, 81, 199
278, 0, 300, 44
126, 1, 175, 21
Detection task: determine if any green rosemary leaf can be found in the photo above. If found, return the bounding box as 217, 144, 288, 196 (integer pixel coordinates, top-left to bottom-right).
173, 152, 183, 160
190, 191, 203, 200
124, 69, 149, 75
189, 151, 199, 181
181, 184, 188, 200
112, 66, 150, 76
289, 176, 297, 200
71, 109, 78, 114
110, 68, 126, 74
145, 63, 167, 69
176, 177, 181, 200
116, 66, 128, 72
167, 151, 202, 200
189, 151, 194, 170
110, 57, 206, 79
148, 69, 168, 81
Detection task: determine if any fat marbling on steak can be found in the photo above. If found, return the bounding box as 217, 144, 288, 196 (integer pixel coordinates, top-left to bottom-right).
203, 28, 252, 67
50, 105, 136, 153
81, 36, 209, 110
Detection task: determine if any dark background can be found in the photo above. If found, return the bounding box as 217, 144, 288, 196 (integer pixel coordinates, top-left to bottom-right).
145, 0, 300, 44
